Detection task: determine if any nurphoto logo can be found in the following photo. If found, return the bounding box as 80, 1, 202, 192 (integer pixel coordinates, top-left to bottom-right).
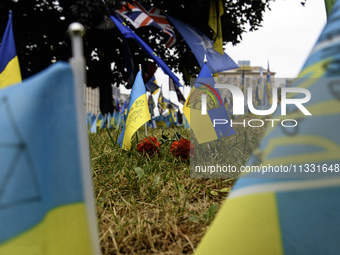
201, 84, 312, 128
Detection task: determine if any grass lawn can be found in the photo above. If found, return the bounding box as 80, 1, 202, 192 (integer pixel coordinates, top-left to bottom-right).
90, 123, 265, 254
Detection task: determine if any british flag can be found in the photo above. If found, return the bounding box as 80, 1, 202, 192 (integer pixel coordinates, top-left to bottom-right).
116, 2, 176, 48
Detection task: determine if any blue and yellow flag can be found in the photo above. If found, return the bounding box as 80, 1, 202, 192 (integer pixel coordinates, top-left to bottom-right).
208, 0, 224, 55
145, 75, 160, 95
96, 112, 105, 129
254, 83, 261, 108
240, 69, 245, 93
0, 10, 21, 89
0, 62, 99, 254
266, 61, 272, 106
118, 70, 151, 150
183, 63, 235, 144
195, 1, 340, 254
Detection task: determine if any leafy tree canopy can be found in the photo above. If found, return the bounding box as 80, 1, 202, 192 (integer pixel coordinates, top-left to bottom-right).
0, 0, 301, 113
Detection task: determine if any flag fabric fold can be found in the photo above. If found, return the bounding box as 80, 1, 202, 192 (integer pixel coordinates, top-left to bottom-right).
183, 63, 235, 144
145, 75, 160, 95
0, 61, 98, 254
118, 70, 151, 150
0, 10, 21, 89
117, 2, 155, 29
158, 89, 177, 110
166, 15, 238, 74
208, 0, 224, 54
116, 1, 176, 48
195, 1, 340, 254
257, 66, 264, 107
240, 69, 245, 93
148, 93, 156, 116
169, 77, 186, 104
266, 62, 272, 106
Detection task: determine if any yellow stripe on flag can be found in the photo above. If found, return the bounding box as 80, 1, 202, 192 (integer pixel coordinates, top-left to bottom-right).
208, 0, 224, 55
266, 81, 272, 105
183, 87, 218, 143
190, 108, 218, 144
0, 203, 93, 255
122, 94, 150, 150
195, 193, 283, 255
0, 56, 22, 89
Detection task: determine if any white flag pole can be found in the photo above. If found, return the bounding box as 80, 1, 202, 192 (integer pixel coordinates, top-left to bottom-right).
68, 22, 101, 255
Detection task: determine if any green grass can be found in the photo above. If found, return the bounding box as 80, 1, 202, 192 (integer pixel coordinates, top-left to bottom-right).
90, 123, 266, 254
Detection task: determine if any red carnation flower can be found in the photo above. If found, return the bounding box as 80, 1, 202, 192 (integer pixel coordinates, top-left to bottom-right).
137, 137, 161, 158
170, 138, 194, 160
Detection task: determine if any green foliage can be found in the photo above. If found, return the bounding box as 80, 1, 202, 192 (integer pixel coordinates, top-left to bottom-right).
0, 0, 291, 113
0, 0, 277, 84
187, 204, 219, 224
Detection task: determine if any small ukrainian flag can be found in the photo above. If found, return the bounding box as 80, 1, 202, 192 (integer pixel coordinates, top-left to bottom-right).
0, 10, 21, 89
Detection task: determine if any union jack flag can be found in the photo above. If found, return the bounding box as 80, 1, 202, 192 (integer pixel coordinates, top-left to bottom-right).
116, 2, 176, 48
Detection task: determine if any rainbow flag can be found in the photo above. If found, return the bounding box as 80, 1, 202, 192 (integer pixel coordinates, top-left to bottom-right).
195, 1, 340, 254
0, 10, 21, 89
183, 63, 235, 144
0, 62, 99, 254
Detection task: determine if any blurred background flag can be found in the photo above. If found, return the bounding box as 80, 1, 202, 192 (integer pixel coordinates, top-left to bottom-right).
195, 1, 340, 254
158, 89, 170, 109
266, 61, 272, 106
90, 115, 98, 133
258, 66, 264, 107
120, 100, 128, 115
183, 63, 235, 144
169, 77, 186, 104
145, 75, 160, 95
118, 70, 151, 150
262, 68, 268, 107
0, 10, 21, 89
240, 69, 245, 93
0, 62, 99, 254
